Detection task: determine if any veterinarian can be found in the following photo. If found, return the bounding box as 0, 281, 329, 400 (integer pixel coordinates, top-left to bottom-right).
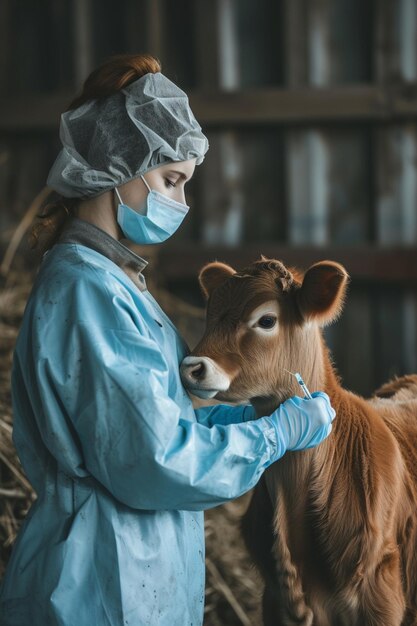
0, 54, 335, 626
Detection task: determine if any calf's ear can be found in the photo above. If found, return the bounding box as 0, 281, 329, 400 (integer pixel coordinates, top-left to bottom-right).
199, 262, 236, 299
297, 261, 349, 326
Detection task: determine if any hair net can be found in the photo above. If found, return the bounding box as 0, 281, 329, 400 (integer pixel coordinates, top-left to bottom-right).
46, 72, 209, 198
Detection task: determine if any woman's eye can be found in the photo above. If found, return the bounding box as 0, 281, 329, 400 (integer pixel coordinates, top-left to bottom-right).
165, 178, 176, 188
257, 316, 277, 329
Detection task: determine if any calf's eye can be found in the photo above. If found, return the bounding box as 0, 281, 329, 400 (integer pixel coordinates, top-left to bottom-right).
257, 316, 277, 329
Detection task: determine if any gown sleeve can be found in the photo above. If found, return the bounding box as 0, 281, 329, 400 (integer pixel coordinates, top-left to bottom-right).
29, 267, 283, 511
194, 403, 256, 427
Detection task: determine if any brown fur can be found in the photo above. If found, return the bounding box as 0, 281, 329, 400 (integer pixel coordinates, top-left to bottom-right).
193, 257, 417, 626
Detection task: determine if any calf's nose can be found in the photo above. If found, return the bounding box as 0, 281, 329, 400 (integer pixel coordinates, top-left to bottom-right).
180, 357, 207, 384
180, 356, 231, 398
185, 361, 206, 382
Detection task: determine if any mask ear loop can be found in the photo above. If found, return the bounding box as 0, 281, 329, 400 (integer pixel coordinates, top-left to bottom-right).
140, 175, 152, 193
114, 187, 123, 204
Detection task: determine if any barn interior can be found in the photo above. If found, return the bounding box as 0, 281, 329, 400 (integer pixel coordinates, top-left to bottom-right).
1, 1, 417, 624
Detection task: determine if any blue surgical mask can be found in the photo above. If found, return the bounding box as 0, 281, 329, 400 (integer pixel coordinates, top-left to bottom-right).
115, 175, 189, 245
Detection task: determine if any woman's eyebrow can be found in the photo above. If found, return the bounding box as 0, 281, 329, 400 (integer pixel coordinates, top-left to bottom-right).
168, 169, 189, 181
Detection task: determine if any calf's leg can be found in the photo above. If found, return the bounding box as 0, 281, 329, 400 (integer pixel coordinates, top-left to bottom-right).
355, 547, 405, 626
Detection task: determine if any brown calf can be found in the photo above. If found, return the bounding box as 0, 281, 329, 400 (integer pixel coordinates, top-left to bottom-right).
180, 257, 417, 626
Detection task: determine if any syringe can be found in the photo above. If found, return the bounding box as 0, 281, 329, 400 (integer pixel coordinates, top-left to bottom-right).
284, 369, 313, 400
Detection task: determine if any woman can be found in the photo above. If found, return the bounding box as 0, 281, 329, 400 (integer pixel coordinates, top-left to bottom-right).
0, 54, 335, 626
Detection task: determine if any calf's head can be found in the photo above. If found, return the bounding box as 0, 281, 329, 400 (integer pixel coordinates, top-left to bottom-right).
180, 257, 348, 409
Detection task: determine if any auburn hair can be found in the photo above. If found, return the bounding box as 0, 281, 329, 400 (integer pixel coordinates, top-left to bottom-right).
30, 53, 161, 255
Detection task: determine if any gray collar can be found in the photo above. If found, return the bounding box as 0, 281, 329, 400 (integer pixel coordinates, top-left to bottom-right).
58, 218, 148, 286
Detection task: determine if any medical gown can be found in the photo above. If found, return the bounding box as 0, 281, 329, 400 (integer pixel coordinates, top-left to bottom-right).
0, 224, 280, 625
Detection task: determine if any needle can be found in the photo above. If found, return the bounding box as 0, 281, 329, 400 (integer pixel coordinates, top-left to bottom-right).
283, 369, 313, 400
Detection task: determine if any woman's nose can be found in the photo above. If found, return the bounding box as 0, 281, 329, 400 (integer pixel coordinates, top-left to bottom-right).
177, 189, 187, 205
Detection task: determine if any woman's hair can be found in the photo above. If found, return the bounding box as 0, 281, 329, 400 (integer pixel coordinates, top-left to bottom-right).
30, 53, 161, 255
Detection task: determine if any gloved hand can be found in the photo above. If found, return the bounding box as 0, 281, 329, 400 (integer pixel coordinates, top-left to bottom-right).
268, 391, 335, 453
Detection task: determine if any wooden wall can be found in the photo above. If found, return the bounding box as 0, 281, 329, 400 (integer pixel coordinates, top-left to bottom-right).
1, 0, 417, 396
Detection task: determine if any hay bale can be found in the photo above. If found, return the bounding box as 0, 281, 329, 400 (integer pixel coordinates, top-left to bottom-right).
0, 270, 36, 578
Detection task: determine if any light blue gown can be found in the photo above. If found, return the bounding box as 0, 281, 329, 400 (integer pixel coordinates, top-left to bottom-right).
0, 221, 281, 626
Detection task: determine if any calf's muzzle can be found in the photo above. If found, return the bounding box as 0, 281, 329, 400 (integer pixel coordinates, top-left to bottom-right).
180, 356, 230, 399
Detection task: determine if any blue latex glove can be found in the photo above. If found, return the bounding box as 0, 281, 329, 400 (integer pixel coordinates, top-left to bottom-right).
265, 391, 335, 460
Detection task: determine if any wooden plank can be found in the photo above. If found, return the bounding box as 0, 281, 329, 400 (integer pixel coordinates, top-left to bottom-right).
403, 291, 417, 372
238, 128, 286, 243
373, 0, 417, 388
196, 131, 244, 245
282, 0, 308, 86
72, 0, 93, 86
283, 0, 372, 247
374, 0, 417, 245
372, 287, 412, 385
146, 0, 164, 61
374, 0, 401, 83
0, 94, 70, 131
136, 244, 417, 284
0, 0, 11, 93
187, 85, 417, 126
1, 84, 417, 131
234, 0, 283, 87
217, 0, 240, 90
124, 0, 148, 56
325, 289, 374, 396
155, 0, 196, 89
194, 1, 246, 247
194, 1, 221, 90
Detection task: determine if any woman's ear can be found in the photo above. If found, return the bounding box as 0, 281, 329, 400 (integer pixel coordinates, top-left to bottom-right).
297, 261, 349, 326
199, 262, 236, 300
